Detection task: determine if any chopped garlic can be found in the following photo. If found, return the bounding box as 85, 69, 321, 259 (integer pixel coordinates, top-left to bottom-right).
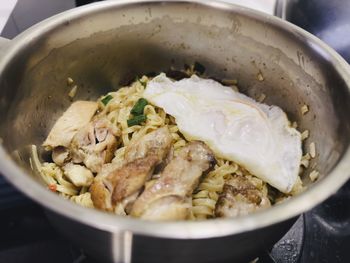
68, 85, 78, 98
309, 142, 316, 158
309, 170, 319, 182
67, 77, 74, 85
301, 130, 309, 140
257, 93, 266, 103
301, 104, 309, 115
257, 72, 264, 81
301, 158, 310, 168
291, 121, 298, 129
301, 153, 311, 168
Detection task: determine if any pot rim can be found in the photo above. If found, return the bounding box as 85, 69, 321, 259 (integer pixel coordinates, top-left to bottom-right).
0, 0, 349, 239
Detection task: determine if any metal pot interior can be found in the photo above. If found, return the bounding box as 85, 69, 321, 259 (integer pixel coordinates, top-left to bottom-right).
0, 0, 349, 233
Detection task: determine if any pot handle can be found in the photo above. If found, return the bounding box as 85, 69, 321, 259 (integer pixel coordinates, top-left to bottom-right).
0, 37, 10, 58
111, 231, 133, 263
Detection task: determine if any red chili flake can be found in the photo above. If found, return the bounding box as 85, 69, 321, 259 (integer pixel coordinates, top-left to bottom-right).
48, 184, 57, 192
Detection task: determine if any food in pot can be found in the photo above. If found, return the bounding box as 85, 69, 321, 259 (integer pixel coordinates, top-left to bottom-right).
35, 70, 305, 220
90, 127, 173, 213
43, 101, 98, 149
215, 175, 271, 218
130, 141, 215, 220
144, 74, 302, 193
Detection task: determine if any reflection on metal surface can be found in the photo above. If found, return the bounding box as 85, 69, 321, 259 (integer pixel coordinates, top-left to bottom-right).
112, 231, 133, 263
219, 0, 276, 15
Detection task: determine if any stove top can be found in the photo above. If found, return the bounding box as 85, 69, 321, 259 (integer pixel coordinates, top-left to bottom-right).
0, 0, 349, 262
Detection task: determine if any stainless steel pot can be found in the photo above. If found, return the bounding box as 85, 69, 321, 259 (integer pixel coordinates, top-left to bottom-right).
0, 1, 349, 262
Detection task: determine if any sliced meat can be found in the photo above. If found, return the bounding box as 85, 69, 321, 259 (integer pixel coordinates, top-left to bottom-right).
70, 118, 119, 173
43, 101, 98, 149
90, 127, 172, 212
90, 179, 114, 212
63, 163, 94, 187
215, 175, 271, 218
130, 141, 215, 220
138, 196, 192, 221
109, 155, 160, 204
89, 162, 121, 212
124, 127, 173, 162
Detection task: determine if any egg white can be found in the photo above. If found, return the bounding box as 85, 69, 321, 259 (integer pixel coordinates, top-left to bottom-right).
143, 73, 302, 193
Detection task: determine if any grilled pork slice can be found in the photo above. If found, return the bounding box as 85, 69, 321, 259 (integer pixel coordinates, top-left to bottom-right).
124, 127, 173, 162
70, 118, 119, 173
130, 141, 215, 220
109, 155, 161, 203
43, 101, 98, 149
90, 127, 172, 212
90, 157, 160, 213
215, 175, 271, 218
89, 177, 114, 212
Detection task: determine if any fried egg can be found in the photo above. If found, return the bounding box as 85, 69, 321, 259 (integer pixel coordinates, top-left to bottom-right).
143, 73, 302, 193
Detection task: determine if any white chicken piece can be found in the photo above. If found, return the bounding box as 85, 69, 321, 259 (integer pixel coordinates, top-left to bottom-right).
43, 101, 98, 149
63, 163, 94, 187
130, 141, 215, 220
215, 175, 271, 218
144, 74, 302, 193
52, 146, 70, 166
70, 118, 119, 173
